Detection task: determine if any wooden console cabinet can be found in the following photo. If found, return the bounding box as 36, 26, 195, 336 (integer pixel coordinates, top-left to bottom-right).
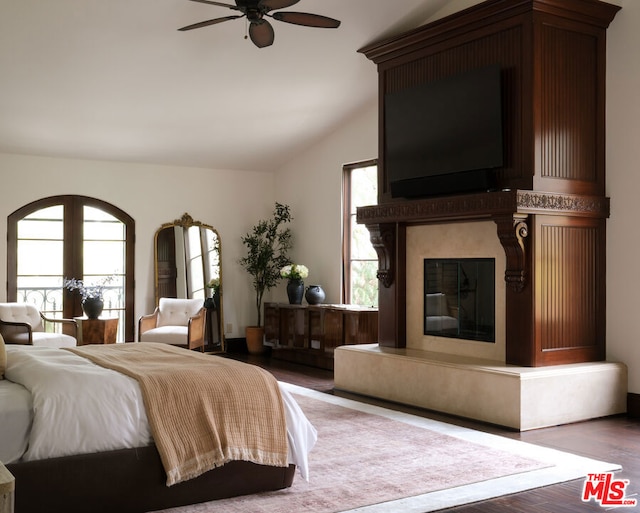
264, 303, 378, 370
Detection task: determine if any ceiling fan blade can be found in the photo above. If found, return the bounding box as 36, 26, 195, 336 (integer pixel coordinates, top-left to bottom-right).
186, 0, 243, 11
272, 11, 341, 29
178, 15, 242, 31
259, 0, 299, 12
249, 19, 275, 48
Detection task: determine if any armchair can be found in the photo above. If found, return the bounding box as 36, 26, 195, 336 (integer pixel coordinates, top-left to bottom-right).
0, 303, 78, 348
138, 297, 206, 351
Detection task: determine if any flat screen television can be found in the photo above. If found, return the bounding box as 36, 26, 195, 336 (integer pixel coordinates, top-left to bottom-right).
385, 64, 504, 199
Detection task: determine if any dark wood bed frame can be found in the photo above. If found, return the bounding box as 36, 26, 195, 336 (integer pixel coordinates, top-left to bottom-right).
7, 445, 295, 513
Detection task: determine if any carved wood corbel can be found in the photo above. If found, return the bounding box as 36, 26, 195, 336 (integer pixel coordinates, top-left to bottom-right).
366, 223, 395, 288
494, 214, 529, 292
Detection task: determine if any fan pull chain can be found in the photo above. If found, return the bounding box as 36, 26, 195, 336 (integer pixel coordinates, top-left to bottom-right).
244, 18, 248, 41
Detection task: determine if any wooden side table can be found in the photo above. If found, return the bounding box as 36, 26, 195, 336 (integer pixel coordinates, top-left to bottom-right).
75, 317, 119, 345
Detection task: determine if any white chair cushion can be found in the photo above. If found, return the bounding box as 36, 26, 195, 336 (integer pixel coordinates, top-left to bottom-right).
157, 298, 203, 328
140, 326, 189, 345
0, 303, 44, 332
9, 332, 77, 348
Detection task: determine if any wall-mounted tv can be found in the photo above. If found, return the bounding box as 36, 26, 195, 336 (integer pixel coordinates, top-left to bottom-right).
385, 64, 504, 199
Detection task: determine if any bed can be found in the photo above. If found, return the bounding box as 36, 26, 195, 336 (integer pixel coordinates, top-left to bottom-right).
1, 342, 317, 513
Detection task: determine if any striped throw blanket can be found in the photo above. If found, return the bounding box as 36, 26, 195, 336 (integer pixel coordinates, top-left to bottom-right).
67, 343, 289, 486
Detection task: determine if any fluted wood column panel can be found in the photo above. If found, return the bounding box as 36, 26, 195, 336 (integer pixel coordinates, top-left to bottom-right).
534, 216, 605, 364
535, 21, 603, 193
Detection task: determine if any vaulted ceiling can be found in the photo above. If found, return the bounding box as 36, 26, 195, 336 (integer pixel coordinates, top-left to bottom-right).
0, 0, 452, 172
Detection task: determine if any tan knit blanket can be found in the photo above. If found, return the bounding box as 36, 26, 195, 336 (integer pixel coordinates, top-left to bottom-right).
67, 343, 289, 486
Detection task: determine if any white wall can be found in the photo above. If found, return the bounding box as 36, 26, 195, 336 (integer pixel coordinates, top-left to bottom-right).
0, 153, 275, 338
607, 0, 640, 393
273, 102, 378, 305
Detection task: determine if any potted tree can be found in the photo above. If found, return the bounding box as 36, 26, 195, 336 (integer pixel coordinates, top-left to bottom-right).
239, 202, 293, 354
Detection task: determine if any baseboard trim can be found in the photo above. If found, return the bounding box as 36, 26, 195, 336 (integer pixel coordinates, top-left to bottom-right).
628, 393, 640, 418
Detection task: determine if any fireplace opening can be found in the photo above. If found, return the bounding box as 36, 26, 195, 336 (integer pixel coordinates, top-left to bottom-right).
424, 258, 495, 342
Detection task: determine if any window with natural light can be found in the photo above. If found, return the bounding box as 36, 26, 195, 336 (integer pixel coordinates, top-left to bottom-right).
9, 196, 134, 341
343, 161, 378, 307
16, 205, 65, 317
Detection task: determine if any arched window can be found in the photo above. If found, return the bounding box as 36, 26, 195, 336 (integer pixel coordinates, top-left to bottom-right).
7, 195, 135, 342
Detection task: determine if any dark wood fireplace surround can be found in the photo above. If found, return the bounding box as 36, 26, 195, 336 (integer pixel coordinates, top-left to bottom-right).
357, 0, 620, 367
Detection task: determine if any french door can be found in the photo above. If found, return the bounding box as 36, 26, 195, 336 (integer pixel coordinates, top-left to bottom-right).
7, 195, 135, 342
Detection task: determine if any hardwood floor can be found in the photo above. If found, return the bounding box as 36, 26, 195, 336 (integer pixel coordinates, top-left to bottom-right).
229, 351, 640, 513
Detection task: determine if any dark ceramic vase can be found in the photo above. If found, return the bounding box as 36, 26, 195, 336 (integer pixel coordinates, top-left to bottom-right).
286, 279, 304, 305
305, 285, 326, 305
82, 297, 104, 319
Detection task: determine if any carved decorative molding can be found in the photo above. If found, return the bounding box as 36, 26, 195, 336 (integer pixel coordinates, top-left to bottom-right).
357, 191, 518, 225
367, 223, 395, 288
495, 214, 529, 293
516, 191, 610, 217
162, 212, 208, 229
357, 190, 610, 225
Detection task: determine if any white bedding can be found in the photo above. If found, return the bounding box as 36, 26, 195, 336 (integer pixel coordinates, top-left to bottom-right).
1, 345, 317, 480
0, 379, 32, 462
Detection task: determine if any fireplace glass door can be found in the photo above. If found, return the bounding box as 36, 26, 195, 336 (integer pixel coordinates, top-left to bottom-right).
424, 258, 495, 342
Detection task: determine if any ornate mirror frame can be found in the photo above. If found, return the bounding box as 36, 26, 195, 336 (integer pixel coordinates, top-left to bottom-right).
154, 213, 224, 352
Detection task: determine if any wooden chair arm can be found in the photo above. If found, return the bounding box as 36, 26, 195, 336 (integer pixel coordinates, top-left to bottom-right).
187, 308, 206, 351
39, 313, 78, 337
138, 309, 159, 341
0, 319, 34, 344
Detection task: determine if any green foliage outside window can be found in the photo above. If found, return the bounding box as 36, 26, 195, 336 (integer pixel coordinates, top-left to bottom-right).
349, 165, 378, 307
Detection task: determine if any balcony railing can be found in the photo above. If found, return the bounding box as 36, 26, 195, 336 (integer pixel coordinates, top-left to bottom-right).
16, 286, 126, 342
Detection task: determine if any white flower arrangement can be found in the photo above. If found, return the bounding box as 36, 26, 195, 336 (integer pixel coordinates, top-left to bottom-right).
280, 264, 309, 280
63, 276, 114, 300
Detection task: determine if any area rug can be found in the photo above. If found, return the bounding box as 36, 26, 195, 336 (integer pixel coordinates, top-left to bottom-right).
155, 383, 620, 513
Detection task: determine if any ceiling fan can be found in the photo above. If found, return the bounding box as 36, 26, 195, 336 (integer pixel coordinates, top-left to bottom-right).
178, 0, 341, 48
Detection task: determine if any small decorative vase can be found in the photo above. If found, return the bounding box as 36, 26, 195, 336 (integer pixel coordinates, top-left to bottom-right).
286, 279, 304, 305
305, 285, 326, 305
82, 297, 104, 319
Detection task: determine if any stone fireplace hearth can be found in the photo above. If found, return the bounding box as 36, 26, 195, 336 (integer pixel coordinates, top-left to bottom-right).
334, 344, 627, 430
